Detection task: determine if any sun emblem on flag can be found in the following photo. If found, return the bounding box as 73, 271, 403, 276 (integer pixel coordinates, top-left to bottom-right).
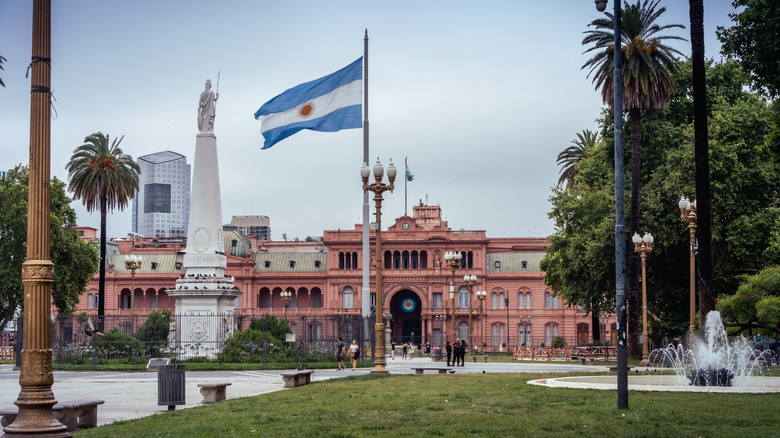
298, 102, 315, 118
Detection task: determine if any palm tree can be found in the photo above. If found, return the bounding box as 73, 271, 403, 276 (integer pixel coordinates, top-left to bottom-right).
556, 129, 599, 188
66, 132, 140, 321
582, 0, 685, 359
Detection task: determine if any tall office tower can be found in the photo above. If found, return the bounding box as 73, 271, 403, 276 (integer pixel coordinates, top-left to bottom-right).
230, 215, 271, 240
132, 151, 191, 238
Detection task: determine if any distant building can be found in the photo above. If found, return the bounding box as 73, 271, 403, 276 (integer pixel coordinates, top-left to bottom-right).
132, 151, 191, 238
72, 203, 616, 349
230, 215, 271, 240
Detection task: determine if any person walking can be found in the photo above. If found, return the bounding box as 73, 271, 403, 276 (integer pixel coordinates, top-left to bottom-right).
425, 342, 431, 358
335, 337, 345, 371
348, 339, 360, 371
446, 341, 453, 366
459, 340, 467, 366
402, 342, 408, 360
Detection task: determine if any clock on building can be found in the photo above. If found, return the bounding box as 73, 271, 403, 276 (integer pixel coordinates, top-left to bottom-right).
402, 222, 410, 230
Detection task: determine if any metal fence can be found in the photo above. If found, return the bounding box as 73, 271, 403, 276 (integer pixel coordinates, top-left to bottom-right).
10, 314, 375, 371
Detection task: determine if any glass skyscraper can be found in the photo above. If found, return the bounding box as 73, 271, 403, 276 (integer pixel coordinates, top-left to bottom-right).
132, 151, 191, 238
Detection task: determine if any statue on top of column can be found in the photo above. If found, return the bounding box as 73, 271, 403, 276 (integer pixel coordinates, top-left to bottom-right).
198, 79, 219, 132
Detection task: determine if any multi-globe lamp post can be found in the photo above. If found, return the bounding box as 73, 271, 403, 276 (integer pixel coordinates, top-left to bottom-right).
463, 274, 476, 348
443, 251, 462, 345
678, 196, 697, 336
281, 290, 292, 319
476, 290, 487, 353
632, 232, 654, 366
361, 158, 396, 374
594, 0, 628, 409
124, 254, 143, 332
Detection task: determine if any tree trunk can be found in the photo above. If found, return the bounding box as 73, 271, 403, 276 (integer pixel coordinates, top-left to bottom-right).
628, 107, 642, 359
592, 313, 601, 344
690, 0, 716, 329
98, 197, 107, 328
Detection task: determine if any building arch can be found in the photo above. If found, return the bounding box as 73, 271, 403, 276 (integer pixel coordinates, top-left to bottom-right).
387, 287, 423, 346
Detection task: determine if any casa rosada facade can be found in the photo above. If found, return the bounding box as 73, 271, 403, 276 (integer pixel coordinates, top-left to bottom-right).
73, 204, 615, 349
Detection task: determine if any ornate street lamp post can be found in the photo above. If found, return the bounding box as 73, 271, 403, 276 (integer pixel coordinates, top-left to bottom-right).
632, 232, 654, 366
124, 255, 143, 330
443, 251, 462, 346
593, 0, 628, 409
5, 1, 70, 435
463, 274, 476, 348
678, 196, 697, 336
281, 290, 292, 319
476, 290, 487, 353
361, 158, 396, 374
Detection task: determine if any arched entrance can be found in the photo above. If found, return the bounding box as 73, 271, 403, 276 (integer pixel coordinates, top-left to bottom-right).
389, 290, 421, 347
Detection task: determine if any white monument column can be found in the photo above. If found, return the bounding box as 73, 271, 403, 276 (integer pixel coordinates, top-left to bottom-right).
167, 79, 242, 357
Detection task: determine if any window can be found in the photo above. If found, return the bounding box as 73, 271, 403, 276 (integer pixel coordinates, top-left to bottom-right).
290, 293, 297, 309
352, 252, 358, 269
433, 328, 443, 346
411, 250, 419, 269
552, 294, 559, 309
545, 292, 552, 309
518, 292, 524, 309
491, 292, 498, 309
264, 260, 271, 268
313, 291, 322, 308
339, 252, 345, 269
393, 251, 401, 269
521, 260, 528, 269
263, 292, 271, 308
518, 323, 532, 346
402, 251, 410, 269
498, 292, 505, 309
122, 294, 131, 309
289, 260, 296, 269
494, 260, 501, 272
545, 324, 559, 346
151, 294, 159, 309
87, 294, 94, 309
458, 286, 469, 308
525, 293, 532, 309
491, 324, 505, 346
458, 322, 469, 344
314, 260, 321, 269
342, 287, 354, 309
433, 293, 443, 309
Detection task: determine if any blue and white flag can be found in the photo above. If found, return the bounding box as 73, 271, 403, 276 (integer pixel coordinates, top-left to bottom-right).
405, 164, 414, 182
254, 57, 362, 149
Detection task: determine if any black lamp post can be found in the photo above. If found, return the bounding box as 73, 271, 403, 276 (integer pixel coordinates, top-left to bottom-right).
594, 0, 628, 409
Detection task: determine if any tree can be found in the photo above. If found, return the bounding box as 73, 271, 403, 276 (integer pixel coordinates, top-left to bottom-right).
556, 129, 598, 188
717, 0, 780, 99
0, 166, 100, 332
582, 0, 685, 358
689, 0, 716, 331
718, 266, 780, 337
542, 135, 616, 344
66, 132, 140, 321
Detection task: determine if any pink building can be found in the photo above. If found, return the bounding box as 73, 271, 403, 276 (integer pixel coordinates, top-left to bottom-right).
73, 203, 615, 349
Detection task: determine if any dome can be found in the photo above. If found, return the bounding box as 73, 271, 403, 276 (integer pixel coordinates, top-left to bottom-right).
222, 227, 251, 257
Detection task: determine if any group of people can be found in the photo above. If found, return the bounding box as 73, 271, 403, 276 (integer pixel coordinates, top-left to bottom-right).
446, 339, 467, 366
390, 340, 433, 360
335, 337, 360, 371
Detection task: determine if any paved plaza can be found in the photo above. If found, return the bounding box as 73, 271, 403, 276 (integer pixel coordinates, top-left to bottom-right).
0, 358, 602, 427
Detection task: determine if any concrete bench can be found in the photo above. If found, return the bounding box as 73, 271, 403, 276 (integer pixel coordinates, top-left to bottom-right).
579, 357, 596, 365
608, 366, 634, 372
471, 355, 488, 363
0, 405, 64, 428
411, 367, 454, 375
197, 382, 232, 404
56, 399, 105, 430
146, 357, 170, 371
281, 370, 314, 388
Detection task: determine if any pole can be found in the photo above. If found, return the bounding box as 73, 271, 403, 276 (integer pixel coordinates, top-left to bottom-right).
6, 0, 69, 435
612, 0, 629, 410
689, 220, 696, 336
371, 190, 387, 373
404, 157, 408, 216
361, 30, 371, 320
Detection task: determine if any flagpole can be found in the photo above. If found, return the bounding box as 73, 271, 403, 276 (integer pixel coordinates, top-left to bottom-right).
361, 30, 371, 321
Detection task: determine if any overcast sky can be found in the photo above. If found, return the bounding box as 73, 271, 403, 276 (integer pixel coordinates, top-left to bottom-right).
0, 1, 736, 241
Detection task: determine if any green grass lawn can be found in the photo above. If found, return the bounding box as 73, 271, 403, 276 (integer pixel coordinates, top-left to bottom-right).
74, 372, 780, 438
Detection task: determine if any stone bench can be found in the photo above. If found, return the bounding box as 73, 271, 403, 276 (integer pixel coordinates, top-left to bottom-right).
579, 357, 596, 365
146, 357, 170, 371
471, 355, 488, 363
281, 370, 314, 388
411, 367, 454, 375
197, 382, 232, 404
2, 401, 102, 431
608, 366, 634, 372
57, 399, 105, 431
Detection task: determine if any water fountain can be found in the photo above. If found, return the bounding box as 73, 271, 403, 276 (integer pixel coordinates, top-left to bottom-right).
531, 311, 780, 393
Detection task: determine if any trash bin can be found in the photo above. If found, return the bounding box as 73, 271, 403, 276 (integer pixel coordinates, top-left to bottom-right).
158, 364, 185, 410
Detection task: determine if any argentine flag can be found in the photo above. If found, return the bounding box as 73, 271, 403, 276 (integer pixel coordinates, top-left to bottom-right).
254, 57, 362, 149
